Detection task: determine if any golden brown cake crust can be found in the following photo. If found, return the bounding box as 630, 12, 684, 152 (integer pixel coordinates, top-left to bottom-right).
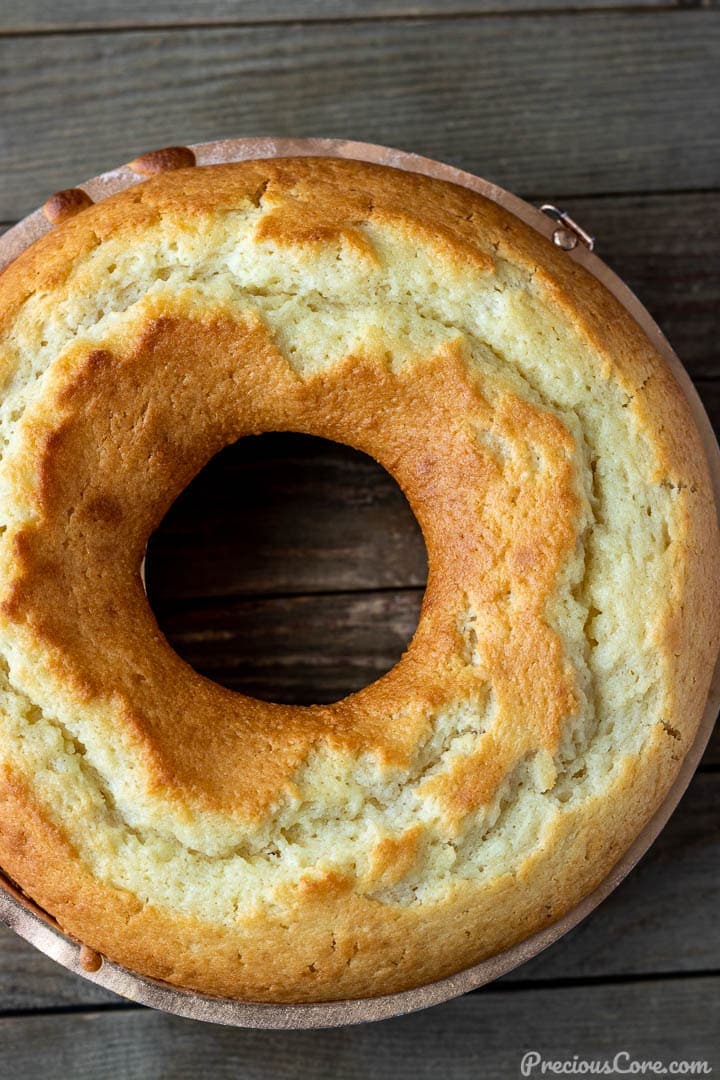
0, 158, 717, 1002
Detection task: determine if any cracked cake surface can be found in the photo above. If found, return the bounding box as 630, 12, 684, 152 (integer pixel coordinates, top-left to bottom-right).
0, 157, 717, 1001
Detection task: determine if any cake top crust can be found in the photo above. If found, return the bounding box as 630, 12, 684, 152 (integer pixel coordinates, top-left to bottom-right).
0, 157, 717, 1002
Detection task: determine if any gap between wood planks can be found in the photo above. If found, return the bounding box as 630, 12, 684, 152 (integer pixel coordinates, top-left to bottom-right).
1, 966, 719, 1021
0, 1, 715, 39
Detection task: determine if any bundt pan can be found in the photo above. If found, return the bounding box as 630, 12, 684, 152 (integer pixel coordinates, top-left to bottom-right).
0, 138, 718, 1029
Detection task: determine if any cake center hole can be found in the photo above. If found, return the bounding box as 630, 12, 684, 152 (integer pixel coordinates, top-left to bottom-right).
145, 433, 428, 705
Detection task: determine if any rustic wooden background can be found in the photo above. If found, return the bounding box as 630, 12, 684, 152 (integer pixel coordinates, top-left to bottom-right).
0, 1, 719, 1076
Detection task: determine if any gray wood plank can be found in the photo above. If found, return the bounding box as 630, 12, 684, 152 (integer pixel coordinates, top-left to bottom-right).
0, 1, 676, 33
0, 926, 119, 1012
0, 12, 718, 221
1, 770, 717, 1013
144, 432, 427, 604
0, 976, 717, 1078
558, 193, 720, 380
152, 588, 425, 704
694, 379, 720, 434
700, 720, 719, 765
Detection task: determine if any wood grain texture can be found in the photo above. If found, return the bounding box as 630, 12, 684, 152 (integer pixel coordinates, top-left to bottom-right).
0, 0, 678, 33
558, 193, 720, 380
1, 770, 717, 1013
0, 926, 119, 1012
145, 434, 427, 604
152, 588, 425, 704
0, 12, 719, 220
0, 976, 718, 1078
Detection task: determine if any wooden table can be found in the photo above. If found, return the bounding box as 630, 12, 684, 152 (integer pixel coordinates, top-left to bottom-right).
0, 2, 718, 1076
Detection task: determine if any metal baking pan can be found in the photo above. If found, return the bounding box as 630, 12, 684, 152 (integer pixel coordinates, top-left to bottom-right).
1, 137, 718, 1028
